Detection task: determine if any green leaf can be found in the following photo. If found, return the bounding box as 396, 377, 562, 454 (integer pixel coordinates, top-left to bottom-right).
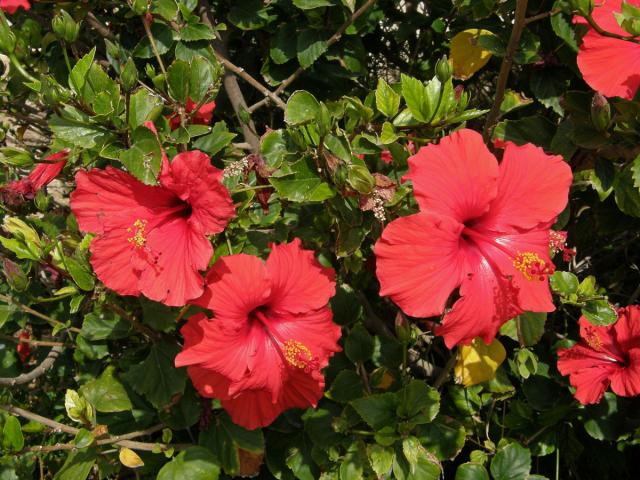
614, 160, 640, 217
401, 74, 431, 123
180, 22, 217, 41
119, 127, 163, 185
376, 78, 401, 118
500, 312, 547, 346
340, 444, 366, 480
490, 443, 531, 480
65, 254, 95, 291
79, 366, 132, 413
345, 324, 374, 363
228, 0, 271, 30
393, 440, 441, 480
152, 0, 179, 21
124, 342, 187, 409
397, 380, 440, 423
193, 121, 236, 156
167, 59, 190, 103
417, 416, 466, 460
582, 299, 618, 326
368, 444, 394, 478
2, 416, 24, 452
351, 392, 397, 430
269, 157, 335, 202
157, 447, 220, 480
49, 114, 114, 149
330, 284, 363, 326
551, 13, 578, 52
133, 22, 173, 58
69, 47, 96, 94
492, 115, 555, 151
81, 310, 132, 341
455, 463, 490, 480
550, 271, 579, 295
270, 25, 297, 64
189, 56, 215, 102
293, 0, 332, 9
326, 370, 364, 403
53, 449, 97, 480
128, 89, 163, 129
297, 29, 328, 68
285, 90, 321, 125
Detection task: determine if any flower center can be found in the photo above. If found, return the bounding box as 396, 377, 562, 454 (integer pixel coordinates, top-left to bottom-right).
127, 219, 148, 248
282, 339, 319, 373
512, 251, 554, 281
584, 327, 603, 351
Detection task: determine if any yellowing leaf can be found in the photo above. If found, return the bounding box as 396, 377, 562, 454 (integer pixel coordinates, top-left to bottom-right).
455, 338, 506, 386
119, 448, 144, 468
450, 29, 496, 80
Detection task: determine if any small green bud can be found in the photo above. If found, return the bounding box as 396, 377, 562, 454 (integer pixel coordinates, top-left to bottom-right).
52, 10, 80, 43
347, 164, 375, 194
590, 93, 611, 131
332, 162, 348, 188
130, 0, 148, 16
2, 258, 29, 292
2, 216, 43, 258
120, 58, 139, 91
64, 390, 96, 426
41, 75, 71, 104
435, 55, 452, 83
569, 0, 594, 16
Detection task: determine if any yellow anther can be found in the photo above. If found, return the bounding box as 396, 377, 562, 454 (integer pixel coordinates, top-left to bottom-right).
127, 219, 147, 248
283, 339, 313, 369
512, 251, 554, 281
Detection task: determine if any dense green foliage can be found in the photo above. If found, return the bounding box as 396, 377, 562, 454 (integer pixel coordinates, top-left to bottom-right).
1, 0, 640, 479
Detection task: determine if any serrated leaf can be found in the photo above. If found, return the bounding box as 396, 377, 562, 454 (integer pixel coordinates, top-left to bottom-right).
269, 157, 335, 202
376, 78, 401, 117
69, 47, 96, 94
157, 447, 220, 480
297, 29, 328, 68
285, 90, 321, 125
79, 366, 132, 413
193, 121, 236, 156
401, 74, 431, 123
490, 443, 531, 480
167, 59, 190, 103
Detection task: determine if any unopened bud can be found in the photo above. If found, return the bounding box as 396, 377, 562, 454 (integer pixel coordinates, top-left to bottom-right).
435, 55, 452, 83
347, 165, 375, 194
120, 58, 139, 91
590, 93, 611, 131
2, 258, 29, 291
52, 10, 80, 43
130, 0, 148, 16
569, 0, 594, 16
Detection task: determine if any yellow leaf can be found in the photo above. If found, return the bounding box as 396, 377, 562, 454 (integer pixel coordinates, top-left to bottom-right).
455, 337, 506, 387
449, 29, 496, 80
119, 448, 144, 468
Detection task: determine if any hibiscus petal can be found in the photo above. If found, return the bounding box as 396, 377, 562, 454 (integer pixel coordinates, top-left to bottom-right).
610, 348, 640, 397
159, 150, 235, 235
0, 0, 30, 14
196, 254, 272, 318
89, 229, 143, 297
375, 213, 466, 318
221, 388, 286, 430
265, 238, 336, 314
613, 305, 640, 352
187, 366, 231, 399
139, 217, 211, 306
478, 142, 572, 232
406, 129, 498, 223
576, 0, 640, 100
437, 245, 522, 348
71, 167, 174, 234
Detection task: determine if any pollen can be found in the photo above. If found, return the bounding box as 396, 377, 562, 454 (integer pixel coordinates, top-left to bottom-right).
127, 219, 148, 248
513, 251, 555, 281
283, 339, 317, 371
584, 327, 603, 351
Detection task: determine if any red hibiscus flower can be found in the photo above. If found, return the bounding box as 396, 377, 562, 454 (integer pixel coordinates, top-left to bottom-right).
0, 0, 30, 14
375, 129, 572, 348
168, 99, 216, 131
575, 0, 640, 99
175, 239, 341, 430
557, 306, 640, 404
17, 329, 31, 363
1, 150, 68, 203
70, 141, 235, 307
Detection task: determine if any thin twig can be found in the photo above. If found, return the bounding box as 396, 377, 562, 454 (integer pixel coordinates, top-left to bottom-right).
247, 0, 377, 113
524, 9, 560, 24
142, 18, 168, 77
0, 405, 187, 452
0, 336, 65, 387
482, 0, 529, 142
85, 12, 115, 40
0, 333, 66, 347
433, 353, 457, 389
103, 303, 160, 342
0, 294, 81, 333
583, 13, 640, 44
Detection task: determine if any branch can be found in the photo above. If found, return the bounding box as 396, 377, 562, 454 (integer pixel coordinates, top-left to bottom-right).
85, 12, 115, 41
433, 353, 457, 389
198, 2, 261, 152
583, 13, 640, 44
482, 0, 529, 142
142, 17, 168, 77
247, 0, 377, 113
0, 405, 188, 452
0, 337, 64, 387
0, 294, 81, 333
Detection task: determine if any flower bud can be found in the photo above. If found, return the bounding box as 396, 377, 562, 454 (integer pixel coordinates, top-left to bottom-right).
52, 10, 80, 43
120, 58, 139, 91
41, 76, 71, 104
2, 216, 43, 258
130, 0, 148, 16
2, 258, 29, 291
435, 55, 452, 83
590, 93, 611, 131
569, 0, 594, 16
347, 165, 375, 194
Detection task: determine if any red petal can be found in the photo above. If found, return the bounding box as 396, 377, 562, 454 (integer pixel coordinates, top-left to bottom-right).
139, 217, 211, 306
478, 142, 572, 232
0, 0, 30, 14
610, 348, 640, 397
576, 0, 640, 99
375, 213, 466, 318
265, 238, 336, 314
406, 129, 498, 223
159, 150, 235, 235
613, 305, 640, 352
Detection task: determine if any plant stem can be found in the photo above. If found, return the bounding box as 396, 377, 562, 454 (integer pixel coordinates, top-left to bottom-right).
142, 17, 168, 77
0, 294, 81, 333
